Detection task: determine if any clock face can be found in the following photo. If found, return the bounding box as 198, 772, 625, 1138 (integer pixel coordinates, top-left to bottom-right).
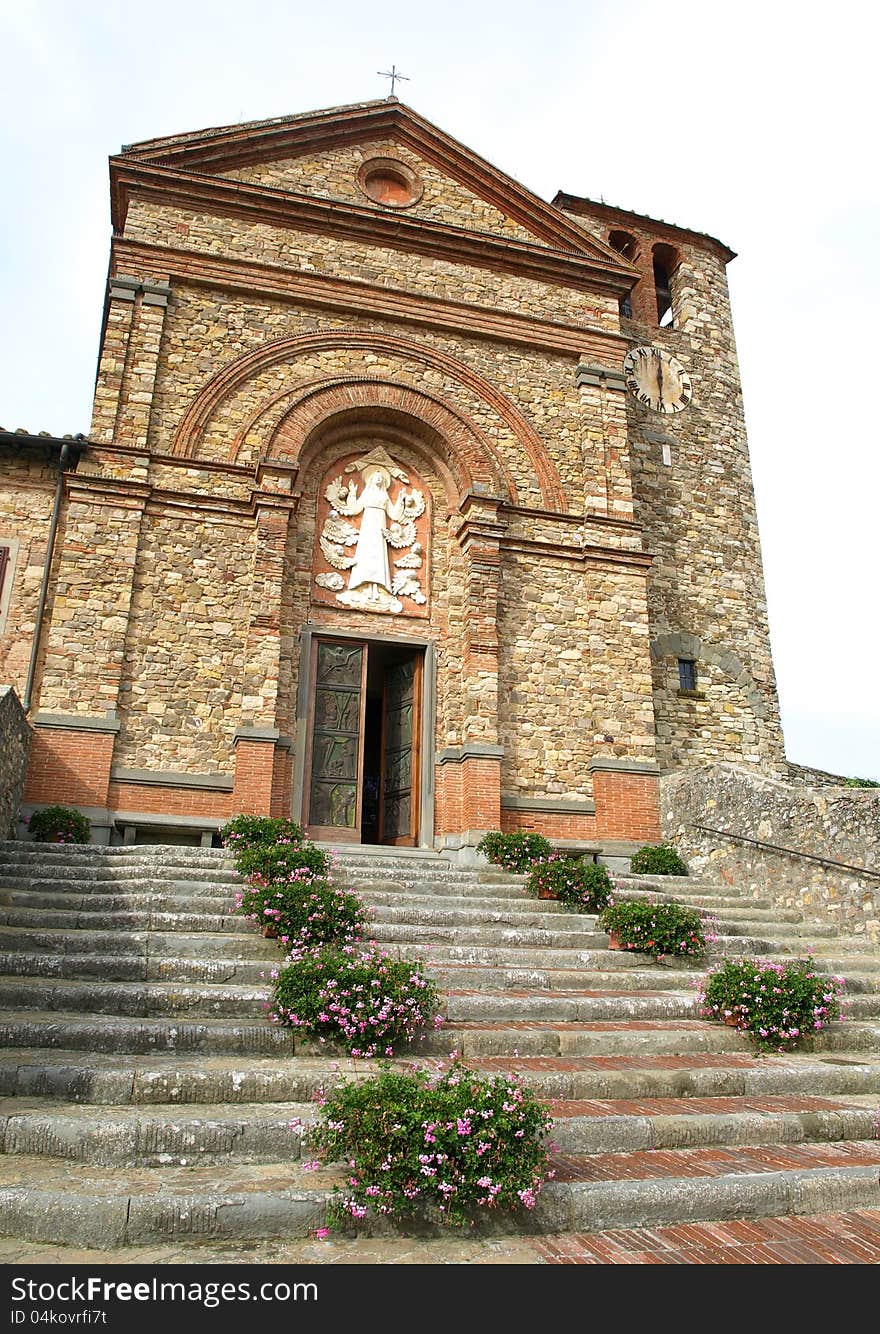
623, 346, 692, 414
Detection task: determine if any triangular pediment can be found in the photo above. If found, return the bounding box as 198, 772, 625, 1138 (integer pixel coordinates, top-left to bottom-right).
117, 100, 633, 268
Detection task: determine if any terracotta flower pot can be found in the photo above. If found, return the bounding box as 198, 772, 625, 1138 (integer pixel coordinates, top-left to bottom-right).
262, 922, 280, 939
537, 886, 557, 900
607, 932, 624, 950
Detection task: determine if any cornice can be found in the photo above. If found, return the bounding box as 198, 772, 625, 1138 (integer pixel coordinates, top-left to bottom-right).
109, 160, 636, 298
113, 238, 625, 361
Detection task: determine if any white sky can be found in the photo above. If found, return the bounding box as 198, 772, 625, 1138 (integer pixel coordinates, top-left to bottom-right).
1, 0, 878, 780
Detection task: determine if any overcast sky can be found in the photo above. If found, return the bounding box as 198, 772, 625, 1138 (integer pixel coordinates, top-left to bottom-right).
1, 0, 877, 780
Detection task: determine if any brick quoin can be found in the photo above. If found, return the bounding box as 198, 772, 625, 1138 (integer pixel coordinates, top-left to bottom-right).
232, 741, 276, 816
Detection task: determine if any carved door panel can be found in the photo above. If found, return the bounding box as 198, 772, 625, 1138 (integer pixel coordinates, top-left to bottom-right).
379, 655, 422, 846
305, 639, 367, 841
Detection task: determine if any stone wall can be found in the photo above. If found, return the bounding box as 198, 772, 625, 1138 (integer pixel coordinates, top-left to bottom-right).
562, 204, 785, 773
661, 764, 880, 943
0, 687, 31, 838
0, 452, 57, 696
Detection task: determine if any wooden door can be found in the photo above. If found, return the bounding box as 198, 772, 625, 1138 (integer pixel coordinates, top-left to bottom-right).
379, 654, 422, 846
304, 638, 367, 841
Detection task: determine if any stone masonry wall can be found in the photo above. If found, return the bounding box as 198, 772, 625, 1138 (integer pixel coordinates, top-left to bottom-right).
0, 687, 31, 837
224, 138, 548, 245
565, 208, 785, 773
0, 453, 57, 696
662, 764, 880, 943
498, 556, 655, 798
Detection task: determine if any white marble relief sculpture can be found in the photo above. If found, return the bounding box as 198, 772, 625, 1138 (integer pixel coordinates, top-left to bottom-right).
316, 449, 427, 614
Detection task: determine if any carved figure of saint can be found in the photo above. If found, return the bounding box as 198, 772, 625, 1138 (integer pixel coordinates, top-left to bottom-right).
345, 467, 403, 602
317, 450, 427, 614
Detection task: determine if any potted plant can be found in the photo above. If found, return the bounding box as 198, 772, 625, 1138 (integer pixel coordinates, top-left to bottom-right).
526, 856, 613, 911
27, 805, 91, 845
698, 957, 845, 1051
476, 830, 552, 873
599, 898, 708, 959
629, 843, 689, 876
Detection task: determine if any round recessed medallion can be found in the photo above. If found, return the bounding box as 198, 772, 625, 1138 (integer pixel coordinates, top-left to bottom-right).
356, 157, 423, 209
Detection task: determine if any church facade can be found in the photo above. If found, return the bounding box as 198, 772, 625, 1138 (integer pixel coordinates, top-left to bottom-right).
0, 100, 784, 852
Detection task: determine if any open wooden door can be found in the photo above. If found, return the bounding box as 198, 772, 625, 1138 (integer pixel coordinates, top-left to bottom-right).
304, 638, 367, 841
379, 654, 422, 846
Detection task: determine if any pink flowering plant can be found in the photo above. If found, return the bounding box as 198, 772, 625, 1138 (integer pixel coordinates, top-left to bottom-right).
28, 805, 90, 845
527, 855, 613, 911
477, 830, 552, 872
236, 876, 367, 949
599, 898, 708, 959
220, 815, 309, 852
271, 945, 443, 1058
309, 1061, 553, 1228
698, 956, 844, 1051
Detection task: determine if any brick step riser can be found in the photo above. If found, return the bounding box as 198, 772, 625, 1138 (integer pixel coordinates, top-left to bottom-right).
0, 1020, 295, 1057
0, 955, 276, 985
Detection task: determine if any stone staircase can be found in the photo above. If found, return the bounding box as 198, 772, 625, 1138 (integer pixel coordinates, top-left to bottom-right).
0, 840, 879, 1252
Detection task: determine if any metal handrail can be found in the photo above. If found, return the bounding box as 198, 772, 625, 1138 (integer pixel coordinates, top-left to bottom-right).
691, 821, 880, 883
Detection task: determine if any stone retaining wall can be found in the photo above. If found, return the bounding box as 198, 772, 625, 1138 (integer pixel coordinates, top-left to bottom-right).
661, 763, 880, 943
0, 687, 31, 838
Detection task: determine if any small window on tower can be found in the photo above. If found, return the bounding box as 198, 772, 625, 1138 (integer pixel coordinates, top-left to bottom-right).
678, 658, 697, 692
652, 244, 679, 328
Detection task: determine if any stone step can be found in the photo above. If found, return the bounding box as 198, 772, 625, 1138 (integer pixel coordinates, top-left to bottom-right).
0, 953, 275, 985
364, 903, 586, 927
365, 922, 608, 948
0, 1100, 316, 1167
544, 1141, 880, 1234
442, 989, 698, 1023
0, 907, 257, 933
428, 964, 701, 993
0, 1012, 296, 1056
0, 869, 242, 888
0, 1051, 377, 1105
427, 1017, 880, 1059
3, 1143, 880, 1246
0, 890, 238, 914
0, 927, 275, 960
469, 1053, 880, 1101
549, 1094, 880, 1155
0, 978, 269, 1018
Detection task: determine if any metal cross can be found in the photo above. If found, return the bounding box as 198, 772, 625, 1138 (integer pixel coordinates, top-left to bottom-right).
377, 65, 410, 97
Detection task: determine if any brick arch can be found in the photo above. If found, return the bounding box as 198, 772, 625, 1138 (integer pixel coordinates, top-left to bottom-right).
170, 330, 566, 510
650, 632, 767, 720
268, 378, 514, 503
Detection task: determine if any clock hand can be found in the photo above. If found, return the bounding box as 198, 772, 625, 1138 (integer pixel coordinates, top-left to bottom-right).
656, 351, 663, 401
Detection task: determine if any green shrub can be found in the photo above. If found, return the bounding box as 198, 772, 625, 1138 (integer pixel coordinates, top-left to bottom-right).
28, 805, 91, 845
629, 843, 689, 876
271, 945, 443, 1058
309, 1062, 552, 1227
843, 776, 880, 789
220, 815, 307, 850
699, 957, 844, 1051
236, 876, 367, 949
234, 839, 331, 886
477, 830, 552, 873
600, 898, 708, 959
527, 856, 613, 911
